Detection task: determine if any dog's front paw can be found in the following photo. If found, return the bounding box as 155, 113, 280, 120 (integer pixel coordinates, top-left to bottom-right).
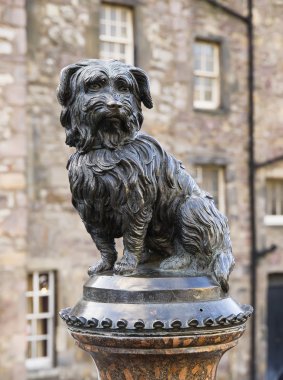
114, 253, 138, 275
88, 260, 114, 276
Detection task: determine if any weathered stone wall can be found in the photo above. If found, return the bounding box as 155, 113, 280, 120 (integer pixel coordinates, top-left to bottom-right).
0, 1, 27, 380
137, 2, 250, 378
253, 2, 283, 379
26, 1, 100, 379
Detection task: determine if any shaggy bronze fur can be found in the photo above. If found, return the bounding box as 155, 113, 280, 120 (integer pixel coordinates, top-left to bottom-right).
57, 59, 234, 291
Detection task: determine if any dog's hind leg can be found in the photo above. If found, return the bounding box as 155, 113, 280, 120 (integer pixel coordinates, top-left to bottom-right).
160, 239, 191, 270
85, 224, 118, 276
176, 194, 234, 291
212, 250, 235, 292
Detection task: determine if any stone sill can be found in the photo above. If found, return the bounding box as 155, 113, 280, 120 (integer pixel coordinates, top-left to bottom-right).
264, 215, 283, 226
27, 368, 59, 380
193, 106, 228, 116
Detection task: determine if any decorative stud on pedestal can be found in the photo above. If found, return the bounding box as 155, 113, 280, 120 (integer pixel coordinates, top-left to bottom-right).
57, 59, 253, 380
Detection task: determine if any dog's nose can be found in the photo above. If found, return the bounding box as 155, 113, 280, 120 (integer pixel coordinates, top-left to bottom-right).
107, 101, 122, 110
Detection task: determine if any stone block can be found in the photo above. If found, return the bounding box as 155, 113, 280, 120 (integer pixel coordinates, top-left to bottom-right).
0, 173, 26, 190
0, 73, 14, 85
0, 134, 26, 157
0, 208, 27, 237
46, 3, 60, 18
0, 41, 12, 54
5, 84, 26, 106
14, 28, 27, 55
0, 27, 15, 40
3, 7, 26, 27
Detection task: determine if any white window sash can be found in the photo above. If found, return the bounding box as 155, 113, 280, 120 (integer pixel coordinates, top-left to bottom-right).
193, 42, 220, 109
99, 4, 134, 65
26, 271, 55, 370
265, 179, 283, 220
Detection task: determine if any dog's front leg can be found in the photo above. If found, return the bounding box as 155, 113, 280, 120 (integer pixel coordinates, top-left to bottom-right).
114, 208, 152, 275
85, 224, 118, 276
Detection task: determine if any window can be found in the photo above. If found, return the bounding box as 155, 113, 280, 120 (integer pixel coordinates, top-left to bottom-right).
99, 4, 134, 64
193, 41, 220, 110
26, 271, 55, 370
194, 165, 226, 213
265, 179, 283, 226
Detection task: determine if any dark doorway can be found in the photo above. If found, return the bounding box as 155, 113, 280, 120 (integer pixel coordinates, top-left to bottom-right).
267, 274, 283, 380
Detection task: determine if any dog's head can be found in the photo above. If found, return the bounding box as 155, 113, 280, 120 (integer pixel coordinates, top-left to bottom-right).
57, 59, 153, 151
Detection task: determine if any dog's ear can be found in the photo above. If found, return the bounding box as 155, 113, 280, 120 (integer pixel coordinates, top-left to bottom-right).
57, 62, 87, 106
129, 67, 153, 109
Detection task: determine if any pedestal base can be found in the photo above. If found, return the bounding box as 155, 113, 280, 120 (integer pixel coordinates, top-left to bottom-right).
71, 327, 245, 380
60, 266, 252, 380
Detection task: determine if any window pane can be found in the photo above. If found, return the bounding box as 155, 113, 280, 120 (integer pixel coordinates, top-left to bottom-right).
266, 179, 283, 215
37, 319, 48, 335
121, 26, 127, 37
36, 340, 48, 358
100, 23, 106, 35
194, 89, 201, 101
202, 167, 219, 202
27, 320, 33, 336
204, 77, 213, 89
39, 273, 49, 293
205, 57, 214, 72
27, 342, 32, 359
110, 8, 116, 21
194, 57, 201, 71
39, 296, 49, 313
110, 25, 116, 37
204, 43, 214, 58
27, 274, 33, 291
204, 90, 212, 101
27, 296, 33, 313
100, 7, 105, 19
121, 9, 127, 22
194, 77, 215, 103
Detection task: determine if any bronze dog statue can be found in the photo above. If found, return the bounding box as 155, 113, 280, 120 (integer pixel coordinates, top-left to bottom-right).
57, 59, 234, 291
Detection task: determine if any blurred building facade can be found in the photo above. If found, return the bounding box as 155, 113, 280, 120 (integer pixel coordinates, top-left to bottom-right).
0, 0, 283, 379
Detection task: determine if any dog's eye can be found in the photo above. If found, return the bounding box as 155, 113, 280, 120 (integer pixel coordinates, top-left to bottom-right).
89, 83, 102, 90
117, 83, 129, 92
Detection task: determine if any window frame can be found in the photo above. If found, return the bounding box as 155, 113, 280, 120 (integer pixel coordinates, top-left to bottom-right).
264, 178, 283, 226
99, 3, 134, 64
193, 40, 221, 110
194, 165, 226, 214
26, 271, 55, 371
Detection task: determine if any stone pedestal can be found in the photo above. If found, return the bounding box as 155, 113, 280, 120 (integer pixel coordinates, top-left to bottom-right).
60, 265, 252, 380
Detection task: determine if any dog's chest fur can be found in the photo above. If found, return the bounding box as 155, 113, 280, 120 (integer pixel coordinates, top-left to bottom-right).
67, 134, 197, 236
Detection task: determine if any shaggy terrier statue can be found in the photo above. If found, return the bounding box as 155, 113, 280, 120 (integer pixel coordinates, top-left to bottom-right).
57, 59, 234, 292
